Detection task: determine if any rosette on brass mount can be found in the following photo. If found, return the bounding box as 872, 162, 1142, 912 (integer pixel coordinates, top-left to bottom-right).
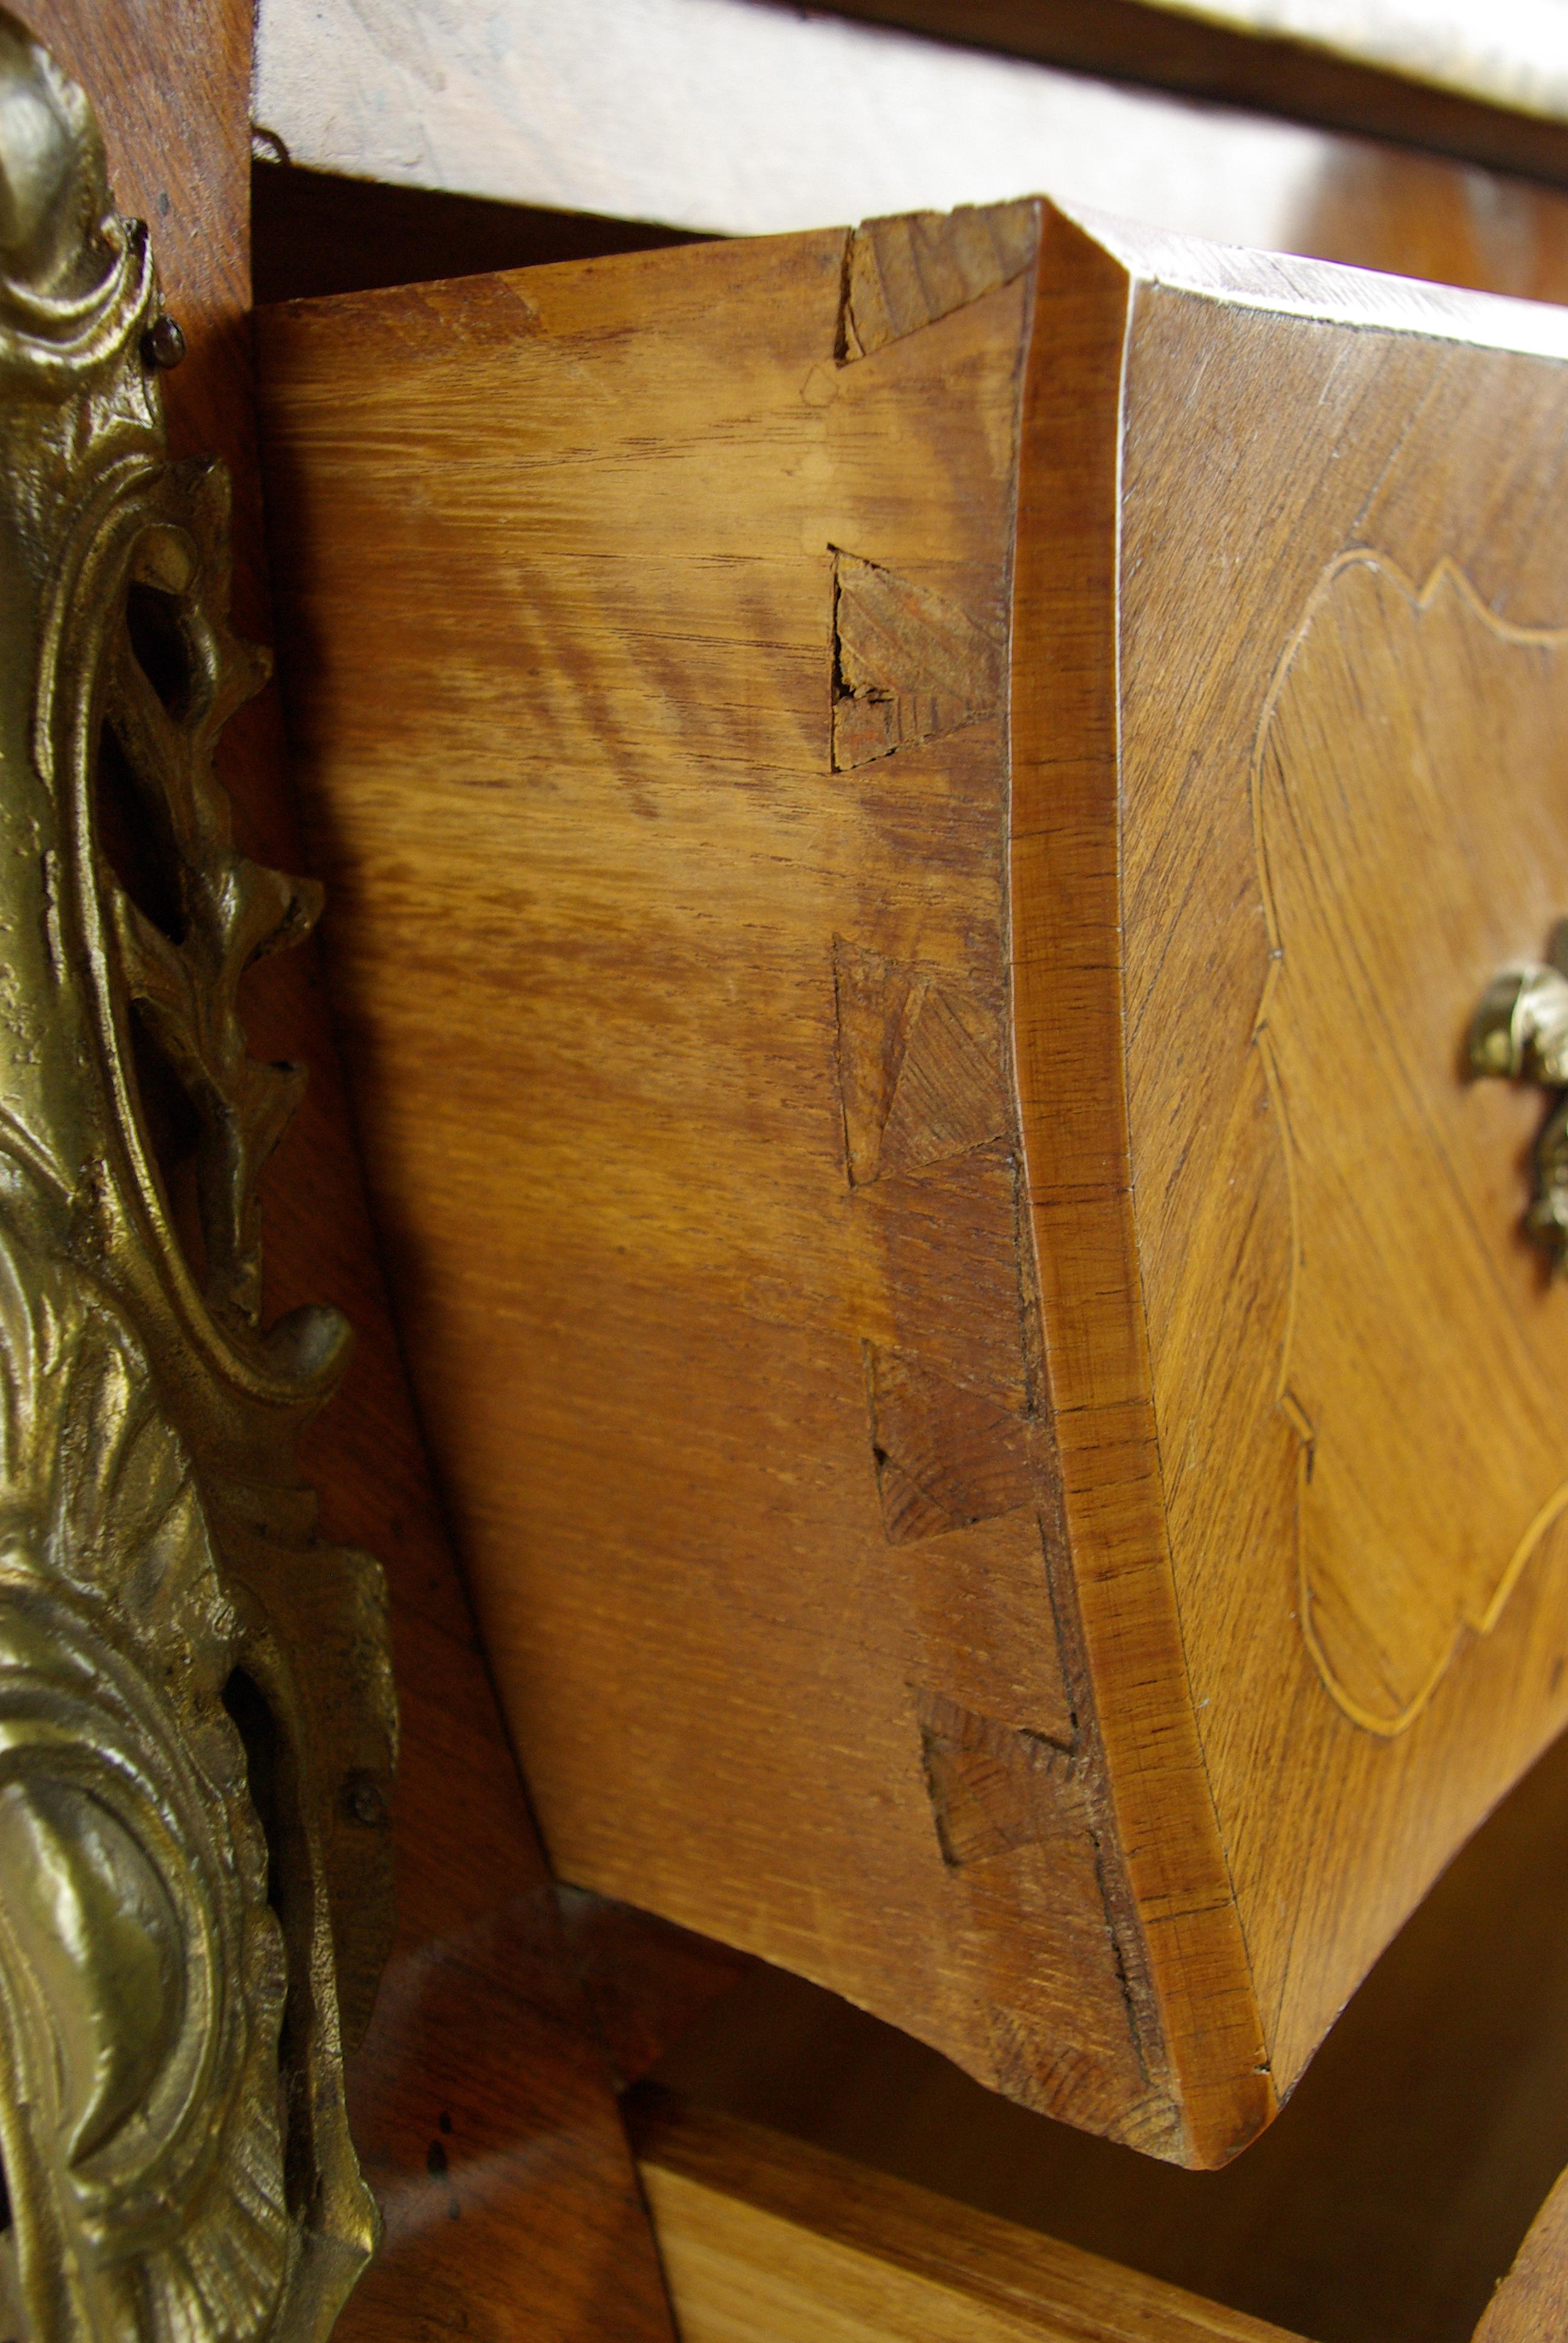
0, 14, 396, 2341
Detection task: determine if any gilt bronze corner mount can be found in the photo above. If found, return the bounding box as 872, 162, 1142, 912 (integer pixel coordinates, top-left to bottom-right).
0, 12, 395, 2339
1469, 919, 1568, 1271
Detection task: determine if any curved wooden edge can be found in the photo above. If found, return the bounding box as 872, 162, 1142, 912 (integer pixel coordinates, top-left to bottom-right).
1009, 202, 1273, 2169
1472, 2166, 1568, 2342
628, 2085, 1307, 2341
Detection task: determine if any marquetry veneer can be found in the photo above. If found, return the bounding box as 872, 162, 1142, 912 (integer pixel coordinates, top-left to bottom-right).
257, 200, 1568, 2168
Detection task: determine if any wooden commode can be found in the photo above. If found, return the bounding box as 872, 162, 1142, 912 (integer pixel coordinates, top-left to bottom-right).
256, 198, 1568, 2171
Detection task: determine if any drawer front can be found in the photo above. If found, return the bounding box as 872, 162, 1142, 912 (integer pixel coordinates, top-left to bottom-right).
257, 205, 1568, 2167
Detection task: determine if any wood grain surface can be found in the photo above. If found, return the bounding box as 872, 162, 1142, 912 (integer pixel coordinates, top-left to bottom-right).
638, 2074, 1568, 2343
555, 1891, 756, 2092
21, 5, 677, 2335
250, 0, 1568, 280
650, 1717, 1568, 2343
631, 2091, 1305, 2343
251, 163, 704, 307
258, 214, 1178, 2154
1473, 2165, 1568, 2341
256, 200, 1568, 2165
1106, 226, 1568, 2103
820, 0, 1568, 189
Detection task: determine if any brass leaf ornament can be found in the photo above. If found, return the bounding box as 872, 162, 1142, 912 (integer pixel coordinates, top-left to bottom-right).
0, 13, 396, 2340
1469, 919, 1568, 1271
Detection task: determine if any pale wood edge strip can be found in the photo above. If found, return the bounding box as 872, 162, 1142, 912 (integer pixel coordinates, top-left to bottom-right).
629, 2087, 1305, 2341
1112, 0, 1568, 137
1471, 2163, 1568, 2341
1008, 202, 1274, 2168
1067, 195, 1568, 362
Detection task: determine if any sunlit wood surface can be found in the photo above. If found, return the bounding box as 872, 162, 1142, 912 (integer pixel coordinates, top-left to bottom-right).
258, 195, 1568, 2172
251, 0, 1568, 278
635, 2095, 1305, 2343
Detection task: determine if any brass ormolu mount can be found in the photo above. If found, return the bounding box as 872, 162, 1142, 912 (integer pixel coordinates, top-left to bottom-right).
0, 14, 394, 2342
1470, 920, 1568, 1271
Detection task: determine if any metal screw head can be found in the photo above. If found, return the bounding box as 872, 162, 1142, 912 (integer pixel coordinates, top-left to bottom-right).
144, 312, 186, 370
343, 1769, 388, 1827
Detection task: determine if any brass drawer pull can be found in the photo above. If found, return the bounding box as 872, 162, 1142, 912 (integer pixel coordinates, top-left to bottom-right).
1470, 929, 1568, 1270
0, 13, 393, 2337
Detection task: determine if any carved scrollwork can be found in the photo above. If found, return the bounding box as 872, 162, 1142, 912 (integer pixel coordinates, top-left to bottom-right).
0, 13, 395, 2340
